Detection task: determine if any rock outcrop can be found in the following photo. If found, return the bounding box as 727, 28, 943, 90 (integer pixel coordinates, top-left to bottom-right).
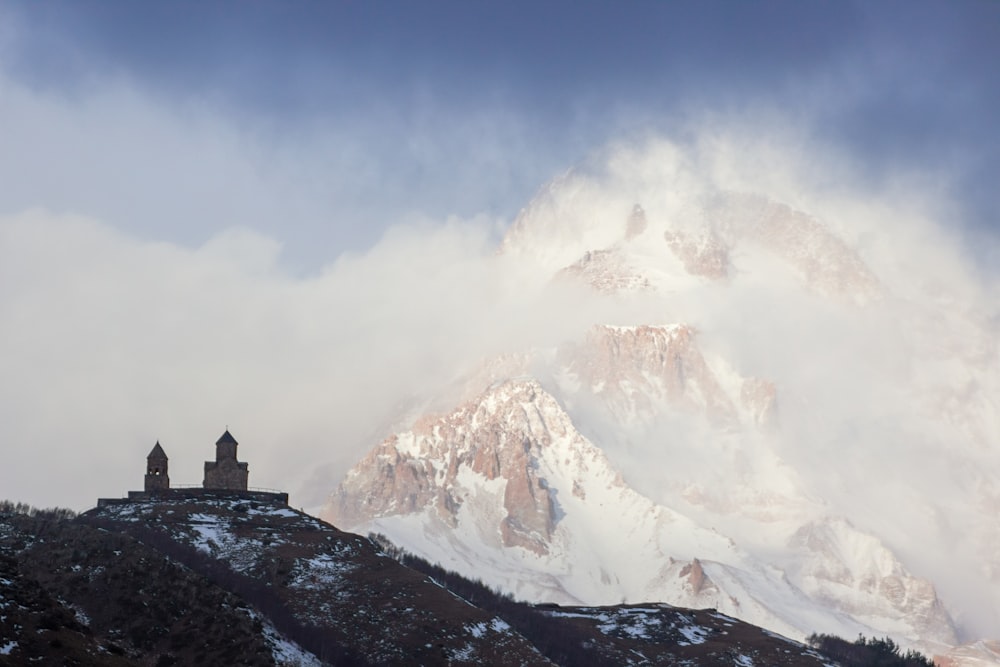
333, 381, 567, 555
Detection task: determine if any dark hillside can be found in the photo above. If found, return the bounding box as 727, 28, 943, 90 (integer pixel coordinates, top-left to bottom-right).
1, 507, 277, 666
3, 497, 863, 665
82, 496, 551, 665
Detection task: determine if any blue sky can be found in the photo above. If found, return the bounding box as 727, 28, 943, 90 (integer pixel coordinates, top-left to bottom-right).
2, 1, 998, 271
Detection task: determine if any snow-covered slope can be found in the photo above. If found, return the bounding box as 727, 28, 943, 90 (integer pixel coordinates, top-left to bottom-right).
328, 379, 954, 648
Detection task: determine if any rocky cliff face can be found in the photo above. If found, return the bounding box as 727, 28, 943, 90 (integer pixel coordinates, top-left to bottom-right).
335, 380, 580, 556
557, 324, 744, 426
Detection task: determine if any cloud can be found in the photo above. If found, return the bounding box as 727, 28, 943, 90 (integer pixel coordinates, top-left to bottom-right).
0, 203, 618, 511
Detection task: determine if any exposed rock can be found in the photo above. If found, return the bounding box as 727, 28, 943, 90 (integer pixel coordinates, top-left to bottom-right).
663, 228, 729, 279
559, 324, 740, 426
331, 380, 566, 555
679, 558, 715, 596
556, 248, 652, 294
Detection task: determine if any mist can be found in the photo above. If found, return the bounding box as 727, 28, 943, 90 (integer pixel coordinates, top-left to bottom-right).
0, 206, 621, 509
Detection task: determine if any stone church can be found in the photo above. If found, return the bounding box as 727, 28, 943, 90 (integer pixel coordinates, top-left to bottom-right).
99, 429, 287, 506
202, 429, 250, 491
143, 429, 249, 492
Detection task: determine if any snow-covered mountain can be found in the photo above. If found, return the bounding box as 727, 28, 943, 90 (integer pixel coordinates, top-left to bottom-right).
330, 378, 953, 646
324, 142, 1000, 664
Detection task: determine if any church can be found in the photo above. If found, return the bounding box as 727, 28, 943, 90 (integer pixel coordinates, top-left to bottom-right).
201, 429, 250, 491
98, 429, 288, 506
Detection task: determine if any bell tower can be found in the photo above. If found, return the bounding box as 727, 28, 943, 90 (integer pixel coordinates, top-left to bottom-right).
144, 441, 170, 492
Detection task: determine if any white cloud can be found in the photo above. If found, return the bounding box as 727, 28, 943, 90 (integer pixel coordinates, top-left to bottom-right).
0, 203, 620, 513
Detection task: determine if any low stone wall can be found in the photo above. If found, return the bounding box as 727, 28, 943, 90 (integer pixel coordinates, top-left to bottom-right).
96, 488, 289, 507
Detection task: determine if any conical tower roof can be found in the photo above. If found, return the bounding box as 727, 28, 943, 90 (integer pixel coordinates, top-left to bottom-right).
147, 441, 167, 459
216, 430, 238, 445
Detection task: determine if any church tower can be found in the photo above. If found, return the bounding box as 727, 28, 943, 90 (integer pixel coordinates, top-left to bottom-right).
144, 441, 170, 492
203, 429, 249, 490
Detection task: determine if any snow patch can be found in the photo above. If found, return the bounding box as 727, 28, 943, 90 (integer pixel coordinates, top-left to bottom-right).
188, 513, 227, 553
677, 623, 709, 645
491, 617, 512, 633
249, 609, 322, 667
290, 552, 355, 590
